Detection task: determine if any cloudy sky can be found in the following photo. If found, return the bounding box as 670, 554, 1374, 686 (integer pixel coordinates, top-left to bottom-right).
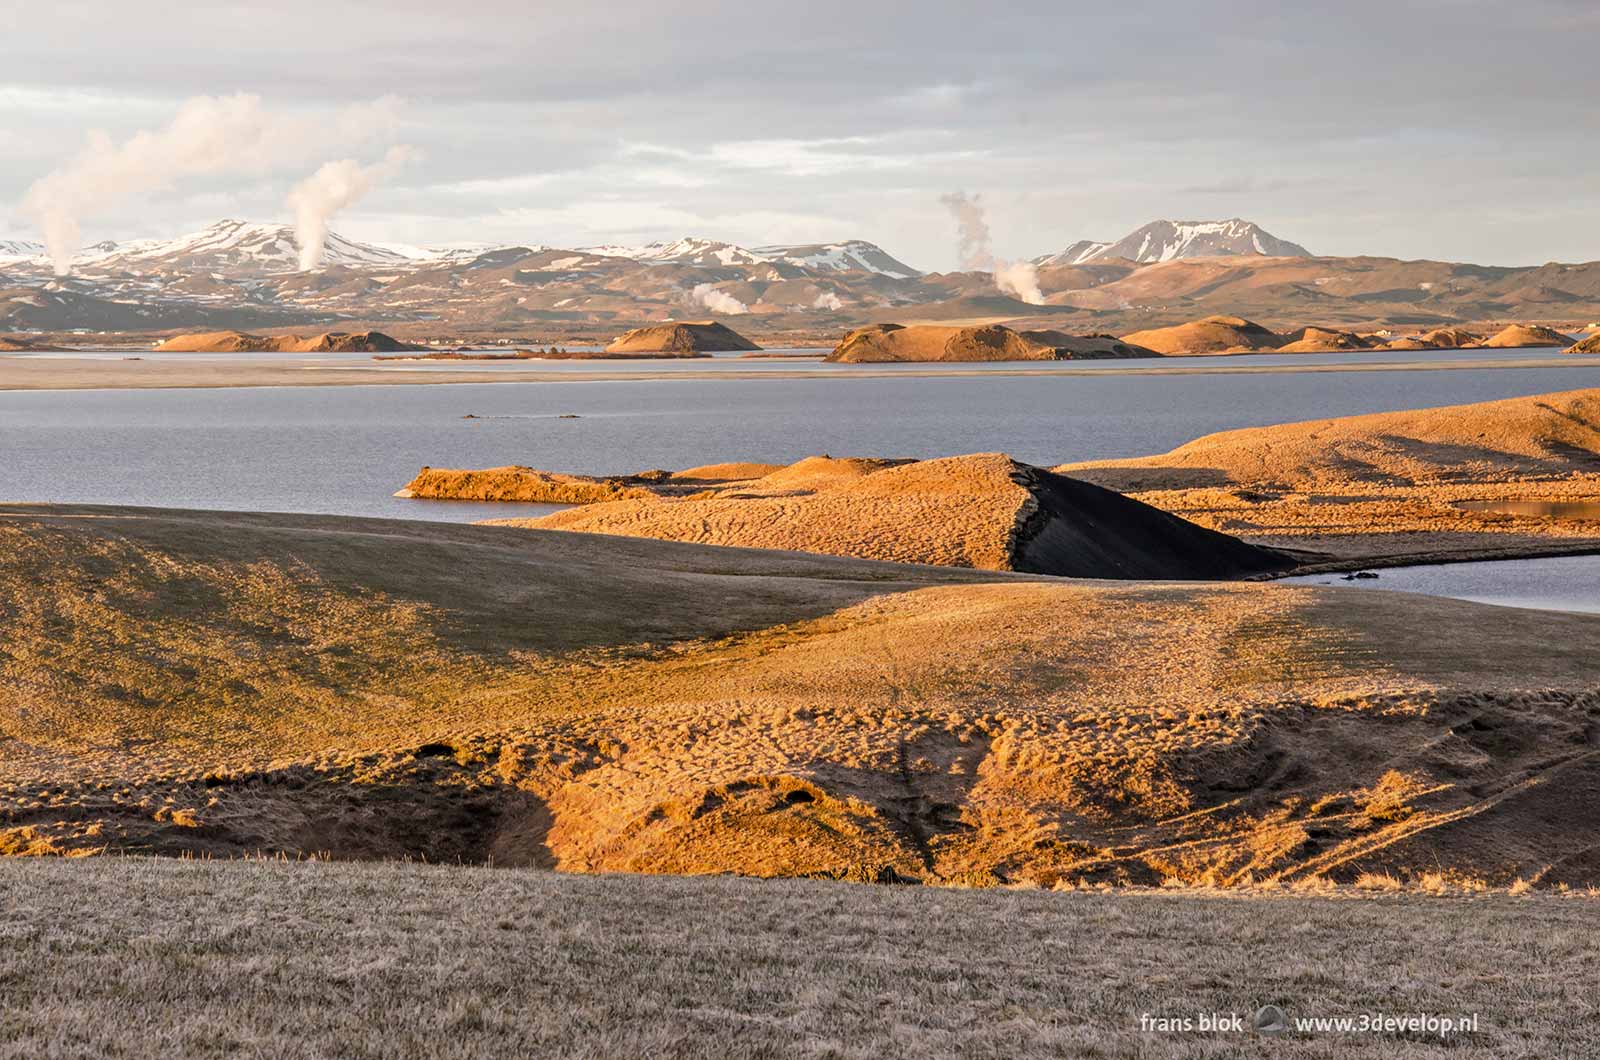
4, 0, 1598, 270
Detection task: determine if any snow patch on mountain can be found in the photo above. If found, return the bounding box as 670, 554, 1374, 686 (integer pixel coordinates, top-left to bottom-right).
0, 239, 46, 264
752, 240, 920, 278
1033, 240, 1114, 267
584, 237, 918, 277
1038, 219, 1310, 265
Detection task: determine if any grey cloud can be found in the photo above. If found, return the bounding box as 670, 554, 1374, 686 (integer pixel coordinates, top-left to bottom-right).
3, 1, 1598, 268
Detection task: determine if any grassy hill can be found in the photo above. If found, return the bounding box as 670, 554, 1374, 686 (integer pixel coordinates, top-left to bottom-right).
4, 504, 1600, 886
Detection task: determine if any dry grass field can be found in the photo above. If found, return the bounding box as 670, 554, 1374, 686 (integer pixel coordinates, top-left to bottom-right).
1066, 386, 1600, 565
4, 504, 1599, 885
1, 857, 1594, 1059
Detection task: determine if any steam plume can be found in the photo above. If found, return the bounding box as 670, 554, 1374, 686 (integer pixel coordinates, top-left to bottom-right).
938, 190, 1046, 305
813, 291, 844, 311
940, 191, 993, 271
288, 146, 419, 271
994, 261, 1044, 305
691, 282, 749, 315
22, 94, 402, 276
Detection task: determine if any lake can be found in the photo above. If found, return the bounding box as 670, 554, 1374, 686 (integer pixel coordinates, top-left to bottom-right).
1281, 554, 1600, 615
3, 353, 1600, 522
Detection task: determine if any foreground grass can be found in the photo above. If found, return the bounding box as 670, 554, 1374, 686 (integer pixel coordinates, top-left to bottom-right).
1, 859, 1593, 1059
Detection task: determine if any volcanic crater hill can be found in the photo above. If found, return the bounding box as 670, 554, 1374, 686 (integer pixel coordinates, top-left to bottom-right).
154, 330, 418, 353
5, 503, 1600, 889
1570, 332, 1600, 354
1118, 315, 1284, 356
1379, 328, 1483, 350
1275, 327, 1376, 353
441, 453, 1293, 579
1478, 324, 1575, 349
1062, 386, 1600, 563
825, 324, 1158, 363
602, 321, 760, 355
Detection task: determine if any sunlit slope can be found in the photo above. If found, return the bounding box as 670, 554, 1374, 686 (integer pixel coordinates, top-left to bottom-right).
2, 504, 1597, 886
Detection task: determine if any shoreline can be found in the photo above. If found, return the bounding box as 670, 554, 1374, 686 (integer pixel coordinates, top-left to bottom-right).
1252, 539, 1600, 579
3, 352, 1600, 391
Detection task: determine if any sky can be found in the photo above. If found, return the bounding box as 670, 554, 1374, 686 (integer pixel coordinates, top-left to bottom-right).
4, 0, 1599, 271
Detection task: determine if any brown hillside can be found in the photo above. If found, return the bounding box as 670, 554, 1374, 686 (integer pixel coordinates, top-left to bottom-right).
491, 453, 1290, 579
1419, 327, 1483, 348
1276, 327, 1375, 353
155, 330, 417, 353
280, 331, 417, 353
4, 504, 1600, 888
1069, 388, 1600, 492
154, 330, 283, 353
1478, 324, 1574, 349
827, 323, 1156, 363
1384, 328, 1483, 350
1063, 387, 1600, 563
603, 321, 758, 354
1119, 315, 1283, 355
1570, 332, 1600, 354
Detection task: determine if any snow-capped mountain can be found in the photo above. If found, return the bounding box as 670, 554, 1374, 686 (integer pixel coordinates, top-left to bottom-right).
0, 239, 45, 264
582, 238, 769, 268
8, 220, 515, 277
752, 240, 919, 279
369, 241, 519, 265
1037, 220, 1310, 265
80, 220, 419, 273
1034, 240, 1114, 267
583, 236, 918, 277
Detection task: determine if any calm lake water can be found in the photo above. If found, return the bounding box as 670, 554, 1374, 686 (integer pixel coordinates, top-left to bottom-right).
1282, 555, 1600, 616
4, 356, 1600, 522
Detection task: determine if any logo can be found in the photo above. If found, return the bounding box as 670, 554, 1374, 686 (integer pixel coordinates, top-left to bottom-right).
1254, 1005, 1289, 1036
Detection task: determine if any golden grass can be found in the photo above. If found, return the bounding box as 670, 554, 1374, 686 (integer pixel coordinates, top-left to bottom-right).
4, 504, 1600, 887
1, 857, 1594, 1059
1065, 386, 1600, 563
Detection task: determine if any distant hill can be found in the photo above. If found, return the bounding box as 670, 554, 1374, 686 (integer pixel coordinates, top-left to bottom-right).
1038, 219, 1311, 265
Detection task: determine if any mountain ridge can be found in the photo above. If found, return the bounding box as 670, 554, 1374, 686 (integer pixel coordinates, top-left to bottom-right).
8, 217, 1600, 335
1038, 219, 1311, 265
